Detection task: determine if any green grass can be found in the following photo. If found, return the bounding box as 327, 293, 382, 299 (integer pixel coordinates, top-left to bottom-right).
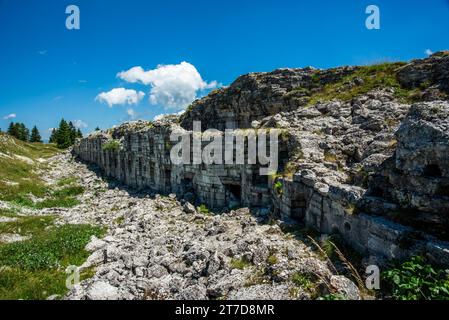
0, 133, 68, 209
0, 222, 104, 300
291, 272, 316, 292
0, 224, 104, 270
297, 62, 424, 106
230, 257, 252, 270
0, 215, 55, 238
0, 267, 96, 300
57, 177, 79, 187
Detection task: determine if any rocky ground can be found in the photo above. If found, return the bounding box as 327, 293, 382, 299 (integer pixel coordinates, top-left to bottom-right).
26, 152, 359, 300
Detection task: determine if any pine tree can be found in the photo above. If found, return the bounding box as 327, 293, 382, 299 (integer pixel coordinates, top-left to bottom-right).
95, 127, 100, 131
7, 122, 29, 141
49, 129, 57, 144
68, 121, 77, 145
7, 122, 16, 137
30, 126, 42, 143
76, 128, 83, 139
56, 119, 71, 149
18, 123, 30, 142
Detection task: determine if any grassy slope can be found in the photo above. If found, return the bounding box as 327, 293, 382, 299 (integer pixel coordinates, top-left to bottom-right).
0, 133, 104, 300
0, 133, 83, 208
287, 62, 427, 106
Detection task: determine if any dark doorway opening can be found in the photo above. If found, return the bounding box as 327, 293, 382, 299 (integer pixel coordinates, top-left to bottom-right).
424, 164, 442, 178
164, 169, 172, 191
227, 184, 242, 201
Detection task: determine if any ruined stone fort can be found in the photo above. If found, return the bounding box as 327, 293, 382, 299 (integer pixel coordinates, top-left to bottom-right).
74, 52, 449, 266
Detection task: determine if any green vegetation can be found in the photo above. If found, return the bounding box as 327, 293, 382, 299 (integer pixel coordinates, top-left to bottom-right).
102, 139, 121, 151
273, 181, 283, 195
49, 119, 82, 149
7, 122, 31, 142
296, 62, 424, 106
383, 256, 449, 300
197, 204, 210, 215
30, 126, 42, 143
291, 272, 317, 293
0, 222, 104, 300
114, 216, 125, 225
324, 152, 338, 163
0, 133, 102, 299
0, 214, 55, 238
267, 254, 279, 265
0, 134, 82, 209
230, 257, 252, 270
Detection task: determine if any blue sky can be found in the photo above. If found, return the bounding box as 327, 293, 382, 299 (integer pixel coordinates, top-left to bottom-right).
0, 0, 448, 140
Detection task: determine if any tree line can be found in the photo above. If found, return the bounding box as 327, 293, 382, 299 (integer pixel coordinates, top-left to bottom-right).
6, 122, 42, 143
3, 119, 84, 149
49, 119, 83, 149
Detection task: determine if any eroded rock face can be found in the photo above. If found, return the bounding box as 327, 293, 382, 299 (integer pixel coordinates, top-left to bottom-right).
365, 101, 449, 239
397, 51, 449, 93
179, 67, 356, 131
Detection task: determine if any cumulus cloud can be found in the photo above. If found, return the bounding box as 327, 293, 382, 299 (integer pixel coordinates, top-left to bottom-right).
72, 120, 88, 129
96, 88, 145, 107
3, 113, 16, 120
117, 62, 218, 111
425, 49, 434, 56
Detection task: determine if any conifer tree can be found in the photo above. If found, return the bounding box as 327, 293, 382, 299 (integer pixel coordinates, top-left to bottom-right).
56, 119, 71, 149
30, 126, 42, 143
49, 129, 57, 144
7, 122, 16, 137
68, 121, 77, 145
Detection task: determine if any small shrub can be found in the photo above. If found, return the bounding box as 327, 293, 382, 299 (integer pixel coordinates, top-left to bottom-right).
274, 181, 283, 195
102, 140, 121, 151
197, 204, 210, 215
383, 256, 449, 300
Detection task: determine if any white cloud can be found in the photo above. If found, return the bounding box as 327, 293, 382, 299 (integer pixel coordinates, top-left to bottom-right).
72, 120, 88, 129
96, 88, 145, 107
38, 50, 47, 55
127, 108, 138, 120
3, 113, 16, 120
117, 62, 218, 111
425, 49, 433, 56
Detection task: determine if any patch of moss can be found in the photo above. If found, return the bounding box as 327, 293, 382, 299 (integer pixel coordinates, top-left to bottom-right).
230, 257, 252, 270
